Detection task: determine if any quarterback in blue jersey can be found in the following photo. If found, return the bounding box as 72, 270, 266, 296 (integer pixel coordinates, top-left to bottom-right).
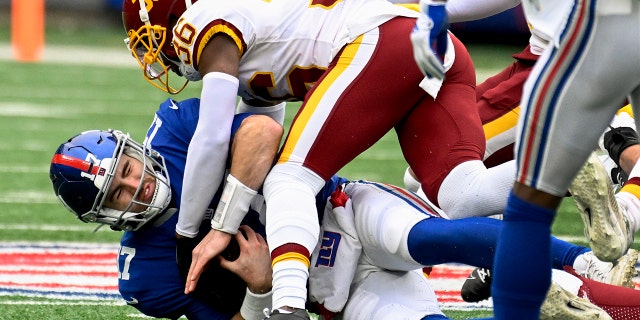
49, 98, 637, 320
49, 98, 287, 319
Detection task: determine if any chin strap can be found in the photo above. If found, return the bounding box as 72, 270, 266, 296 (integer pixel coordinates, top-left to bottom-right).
137, 0, 150, 25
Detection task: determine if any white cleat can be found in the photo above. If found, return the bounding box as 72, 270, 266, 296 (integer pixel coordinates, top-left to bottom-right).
577, 249, 638, 288
541, 282, 613, 320
569, 152, 634, 262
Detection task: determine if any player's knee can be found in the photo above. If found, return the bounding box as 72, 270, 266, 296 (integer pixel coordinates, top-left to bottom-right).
265, 163, 325, 195
403, 167, 421, 193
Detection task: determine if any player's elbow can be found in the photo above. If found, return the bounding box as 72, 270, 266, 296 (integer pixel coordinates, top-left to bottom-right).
242, 115, 284, 146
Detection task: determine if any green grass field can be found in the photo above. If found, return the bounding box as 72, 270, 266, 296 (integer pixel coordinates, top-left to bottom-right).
0, 21, 637, 320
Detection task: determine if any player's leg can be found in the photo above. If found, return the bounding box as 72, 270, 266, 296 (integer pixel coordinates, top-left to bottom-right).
616, 146, 640, 239
341, 268, 448, 320
342, 180, 635, 283
568, 152, 634, 261
398, 34, 518, 220
493, 2, 638, 318
400, 40, 538, 220
263, 17, 427, 314
437, 46, 538, 218
599, 121, 640, 246
402, 45, 535, 194
558, 266, 640, 318
477, 45, 537, 167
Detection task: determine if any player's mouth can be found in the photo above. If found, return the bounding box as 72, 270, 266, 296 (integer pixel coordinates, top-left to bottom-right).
141, 179, 157, 205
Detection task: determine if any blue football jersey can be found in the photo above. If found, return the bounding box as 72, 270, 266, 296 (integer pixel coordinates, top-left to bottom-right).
116, 98, 345, 318
117, 98, 253, 319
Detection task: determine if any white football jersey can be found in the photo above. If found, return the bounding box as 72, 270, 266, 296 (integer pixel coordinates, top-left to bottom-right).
172, 0, 417, 104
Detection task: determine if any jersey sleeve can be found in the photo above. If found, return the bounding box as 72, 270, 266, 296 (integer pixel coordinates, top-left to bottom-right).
173, 1, 254, 75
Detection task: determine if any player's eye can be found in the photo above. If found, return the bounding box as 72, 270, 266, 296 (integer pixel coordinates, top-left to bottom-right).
124, 162, 131, 177
108, 187, 121, 205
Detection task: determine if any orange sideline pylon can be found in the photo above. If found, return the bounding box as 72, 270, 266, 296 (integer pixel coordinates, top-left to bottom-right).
11, 0, 45, 62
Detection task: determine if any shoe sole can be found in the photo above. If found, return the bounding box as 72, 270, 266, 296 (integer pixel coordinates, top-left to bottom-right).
541, 282, 613, 320
569, 152, 630, 262
610, 248, 639, 288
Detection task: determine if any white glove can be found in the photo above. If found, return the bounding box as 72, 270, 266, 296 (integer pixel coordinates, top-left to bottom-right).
410, 0, 449, 80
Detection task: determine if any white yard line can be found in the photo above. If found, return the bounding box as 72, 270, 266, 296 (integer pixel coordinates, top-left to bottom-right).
0, 224, 113, 232
0, 43, 135, 68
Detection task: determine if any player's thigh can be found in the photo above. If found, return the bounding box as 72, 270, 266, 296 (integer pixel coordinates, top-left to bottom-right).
347, 182, 434, 270
341, 269, 445, 320
517, 7, 640, 194
278, 17, 424, 180
397, 80, 483, 201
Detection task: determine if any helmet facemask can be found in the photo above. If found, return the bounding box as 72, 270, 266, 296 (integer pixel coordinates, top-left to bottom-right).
123, 0, 189, 94
87, 130, 172, 231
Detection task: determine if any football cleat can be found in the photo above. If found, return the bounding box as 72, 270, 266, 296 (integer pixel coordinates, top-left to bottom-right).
262, 308, 311, 320
565, 266, 640, 320
568, 152, 634, 262
576, 249, 638, 288
460, 267, 492, 302
540, 282, 612, 320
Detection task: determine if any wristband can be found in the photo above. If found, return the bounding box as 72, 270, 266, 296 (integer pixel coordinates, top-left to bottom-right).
240, 288, 272, 320
211, 174, 257, 234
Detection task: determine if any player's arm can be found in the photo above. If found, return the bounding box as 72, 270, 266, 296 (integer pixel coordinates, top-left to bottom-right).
186, 112, 284, 294
175, 31, 247, 292
410, 0, 449, 80
176, 32, 242, 239
446, 0, 520, 23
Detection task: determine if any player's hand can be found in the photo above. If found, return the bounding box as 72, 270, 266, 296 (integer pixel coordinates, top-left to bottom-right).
410, 0, 448, 80
184, 229, 232, 294
219, 225, 272, 294
176, 235, 199, 281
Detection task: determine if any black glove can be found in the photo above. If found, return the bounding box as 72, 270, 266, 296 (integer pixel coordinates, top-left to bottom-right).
611, 166, 630, 185
175, 236, 200, 281
603, 126, 640, 165
175, 234, 246, 316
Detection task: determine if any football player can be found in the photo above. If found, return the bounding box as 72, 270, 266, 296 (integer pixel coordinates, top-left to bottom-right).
406, 4, 640, 316
49, 98, 281, 320
486, 1, 640, 319
50, 97, 638, 320
120, 2, 527, 316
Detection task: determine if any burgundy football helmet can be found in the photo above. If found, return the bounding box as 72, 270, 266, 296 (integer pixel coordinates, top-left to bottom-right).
122, 0, 198, 93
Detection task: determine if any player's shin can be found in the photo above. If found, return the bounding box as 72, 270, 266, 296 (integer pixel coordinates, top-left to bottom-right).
263, 164, 324, 310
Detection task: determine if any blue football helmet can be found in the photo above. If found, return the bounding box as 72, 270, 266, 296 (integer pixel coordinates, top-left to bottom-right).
49, 129, 171, 231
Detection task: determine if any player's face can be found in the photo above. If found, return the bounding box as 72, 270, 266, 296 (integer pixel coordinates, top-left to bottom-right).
104, 154, 157, 213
